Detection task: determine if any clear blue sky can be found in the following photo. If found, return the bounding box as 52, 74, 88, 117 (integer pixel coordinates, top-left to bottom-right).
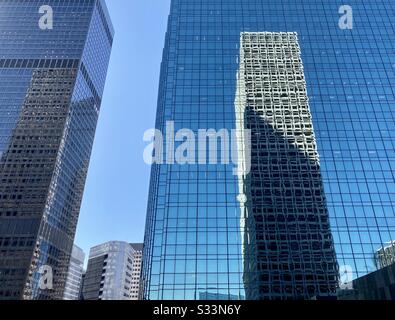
74, 0, 171, 258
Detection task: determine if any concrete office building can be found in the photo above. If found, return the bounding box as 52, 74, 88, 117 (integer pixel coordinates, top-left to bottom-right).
129, 243, 143, 300
82, 241, 142, 300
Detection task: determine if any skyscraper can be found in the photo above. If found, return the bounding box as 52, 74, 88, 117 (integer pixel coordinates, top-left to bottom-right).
129, 243, 143, 300
82, 241, 143, 300
141, 0, 395, 300
236, 32, 337, 299
0, 0, 113, 300
374, 241, 395, 269
63, 245, 85, 300
83, 241, 132, 300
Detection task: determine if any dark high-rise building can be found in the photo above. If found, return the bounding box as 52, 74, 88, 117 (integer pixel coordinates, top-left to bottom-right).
141, 0, 395, 300
0, 0, 113, 300
338, 262, 395, 300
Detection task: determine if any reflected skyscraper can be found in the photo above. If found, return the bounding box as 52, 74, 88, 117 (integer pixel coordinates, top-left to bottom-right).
235, 32, 337, 299
0, 0, 113, 299
374, 241, 395, 270
141, 0, 395, 300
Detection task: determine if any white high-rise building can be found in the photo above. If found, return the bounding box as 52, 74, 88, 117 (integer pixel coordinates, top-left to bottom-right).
63, 245, 85, 300
129, 243, 143, 300
82, 241, 142, 300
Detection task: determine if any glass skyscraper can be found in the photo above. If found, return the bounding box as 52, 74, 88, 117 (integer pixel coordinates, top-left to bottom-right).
0, 0, 113, 299
141, 0, 395, 300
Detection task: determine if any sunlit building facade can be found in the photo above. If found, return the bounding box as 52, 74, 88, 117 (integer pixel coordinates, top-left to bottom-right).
63, 245, 85, 300
82, 242, 142, 300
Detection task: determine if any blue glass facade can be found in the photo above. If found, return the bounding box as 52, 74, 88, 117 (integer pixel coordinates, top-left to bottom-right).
141, 0, 395, 300
0, 0, 113, 299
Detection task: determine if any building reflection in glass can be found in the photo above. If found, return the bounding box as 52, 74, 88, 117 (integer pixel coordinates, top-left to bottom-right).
235, 32, 338, 299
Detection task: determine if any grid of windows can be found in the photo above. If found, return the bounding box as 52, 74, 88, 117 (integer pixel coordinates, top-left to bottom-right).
82, 242, 141, 301
129, 244, 143, 300
236, 32, 337, 299
63, 245, 85, 300
142, 0, 395, 300
0, 0, 113, 300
